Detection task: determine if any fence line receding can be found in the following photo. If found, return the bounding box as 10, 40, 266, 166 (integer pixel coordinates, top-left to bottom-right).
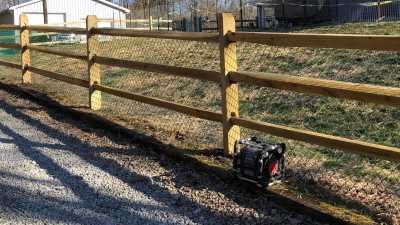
0, 13, 398, 162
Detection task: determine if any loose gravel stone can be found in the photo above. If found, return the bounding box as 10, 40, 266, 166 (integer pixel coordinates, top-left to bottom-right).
0, 90, 323, 225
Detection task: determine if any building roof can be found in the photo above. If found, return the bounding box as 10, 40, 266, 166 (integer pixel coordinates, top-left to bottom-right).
94, 0, 130, 13
0, 0, 30, 12
247, 0, 275, 6
1, 0, 130, 13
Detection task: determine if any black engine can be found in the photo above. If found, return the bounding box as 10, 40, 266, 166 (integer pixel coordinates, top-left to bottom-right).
233, 137, 286, 188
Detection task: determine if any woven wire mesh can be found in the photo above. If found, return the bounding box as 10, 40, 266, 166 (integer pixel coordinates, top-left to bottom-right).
0, 29, 20, 66
30, 51, 87, 81
28, 31, 87, 81
0, 66, 20, 85
30, 74, 88, 108
2, 30, 223, 150
94, 36, 222, 149
26, 31, 88, 108
0, 50, 20, 65
0, 24, 398, 223
99, 92, 222, 149
236, 42, 400, 223
96, 36, 220, 70
0, 30, 20, 84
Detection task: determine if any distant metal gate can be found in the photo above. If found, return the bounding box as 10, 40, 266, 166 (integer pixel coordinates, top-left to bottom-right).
336, 0, 400, 22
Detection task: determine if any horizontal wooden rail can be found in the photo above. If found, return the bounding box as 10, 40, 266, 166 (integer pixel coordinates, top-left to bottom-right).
0, 24, 20, 30
229, 32, 400, 51
94, 56, 221, 82
231, 117, 400, 162
92, 28, 220, 43
6, 13, 398, 163
27, 25, 86, 34
230, 71, 400, 107
0, 43, 21, 49
28, 45, 86, 60
27, 66, 89, 88
94, 84, 223, 122
0, 60, 21, 70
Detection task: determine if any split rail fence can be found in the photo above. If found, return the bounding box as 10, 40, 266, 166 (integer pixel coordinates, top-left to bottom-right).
0, 13, 399, 162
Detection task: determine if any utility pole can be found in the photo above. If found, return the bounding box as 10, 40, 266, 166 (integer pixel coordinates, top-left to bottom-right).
215, 0, 218, 22
42, 0, 48, 24
143, 0, 146, 19
167, 0, 170, 31
240, 0, 243, 30
377, 0, 382, 21
148, 0, 151, 21
303, 0, 307, 24
157, 0, 160, 30
193, 0, 197, 31
206, 0, 209, 20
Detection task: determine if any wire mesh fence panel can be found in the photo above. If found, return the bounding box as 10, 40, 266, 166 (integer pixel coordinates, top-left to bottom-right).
96, 36, 220, 71
235, 41, 400, 223
29, 31, 87, 47
0, 66, 21, 85
30, 72, 88, 108
291, 21, 400, 35
0, 52, 20, 65
31, 40, 87, 55
0, 30, 20, 65
335, 0, 400, 23
11, 31, 89, 107
0, 15, 399, 223
239, 127, 400, 220
30, 51, 87, 81
26, 33, 224, 150
237, 43, 400, 87
93, 36, 223, 150
0, 29, 21, 84
98, 92, 223, 150
238, 85, 400, 147
100, 66, 221, 112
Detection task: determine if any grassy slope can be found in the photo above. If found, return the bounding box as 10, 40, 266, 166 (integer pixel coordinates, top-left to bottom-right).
0, 21, 399, 223
297, 21, 400, 34
235, 24, 400, 222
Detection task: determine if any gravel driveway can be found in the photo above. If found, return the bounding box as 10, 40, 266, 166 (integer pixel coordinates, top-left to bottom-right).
0, 89, 323, 225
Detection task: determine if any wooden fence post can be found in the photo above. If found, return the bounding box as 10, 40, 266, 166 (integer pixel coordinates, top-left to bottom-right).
219, 13, 240, 156
87, 15, 101, 110
20, 15, 31, 84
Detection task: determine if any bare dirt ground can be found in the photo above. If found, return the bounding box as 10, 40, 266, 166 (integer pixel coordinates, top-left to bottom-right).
0, 87, 327, 225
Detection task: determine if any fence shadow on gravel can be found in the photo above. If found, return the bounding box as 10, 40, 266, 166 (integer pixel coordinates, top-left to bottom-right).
0, 83, 383, 225
0, 99, 239, 225
0, 11, 399, 224
0, 180, 106, 224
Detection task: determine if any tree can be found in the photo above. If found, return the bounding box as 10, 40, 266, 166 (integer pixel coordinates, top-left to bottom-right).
42, 0, 48, 24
